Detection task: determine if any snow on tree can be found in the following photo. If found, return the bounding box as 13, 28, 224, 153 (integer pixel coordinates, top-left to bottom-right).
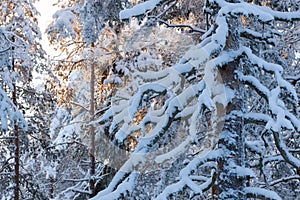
0, 0, 49, 199
0, 28, 27, 132
46, 0, 129, 198
0, 0, 297, 199
91, 0, 300, 199
46, 0, 202, 198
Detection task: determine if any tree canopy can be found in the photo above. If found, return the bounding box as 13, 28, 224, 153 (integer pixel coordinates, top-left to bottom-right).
0, 0, 300, 199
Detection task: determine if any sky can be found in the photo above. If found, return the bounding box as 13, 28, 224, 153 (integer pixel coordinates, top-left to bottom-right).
35, 0, 59, 55
33, 0, 60, 92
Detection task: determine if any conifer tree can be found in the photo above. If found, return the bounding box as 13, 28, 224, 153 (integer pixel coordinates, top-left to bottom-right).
91, 0, 300, 199
0, 0, 46, 199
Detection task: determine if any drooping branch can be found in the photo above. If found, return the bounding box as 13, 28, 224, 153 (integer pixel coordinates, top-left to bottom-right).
91, 0, 300, 199
272, 130, 300, 170
157, 150, 220, 199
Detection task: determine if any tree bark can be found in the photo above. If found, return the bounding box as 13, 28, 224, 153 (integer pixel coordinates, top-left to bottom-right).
89, 46, 96, 197
49, 177, 54, 199
214, 20, 246, 199
12, 47, 20, 200
13, 87, 20, 200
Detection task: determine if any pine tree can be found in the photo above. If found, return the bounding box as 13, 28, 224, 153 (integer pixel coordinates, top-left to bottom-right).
0, 0, 46, 199
91, 0, 300, 199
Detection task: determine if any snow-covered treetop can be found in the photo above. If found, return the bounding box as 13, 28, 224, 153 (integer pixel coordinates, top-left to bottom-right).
0, 0, 44, 64
0, 0, 43, 132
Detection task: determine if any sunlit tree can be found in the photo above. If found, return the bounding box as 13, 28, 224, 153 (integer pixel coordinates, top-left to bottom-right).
91, 0, 300, 199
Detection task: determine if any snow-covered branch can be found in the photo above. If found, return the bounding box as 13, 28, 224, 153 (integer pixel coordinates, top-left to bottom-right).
119, 0, 163, 20
244, 187, 282, 200
156, 150, 220, 199
90, 0, 300, 198
270, 175, 300, 186
272, 130, 300, 169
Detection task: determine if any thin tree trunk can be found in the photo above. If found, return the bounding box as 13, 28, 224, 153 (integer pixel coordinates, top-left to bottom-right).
89, 45, 96, 197
13, 92, 20, 200
12, 52, 20, 200
49, 177, 54, 199
12, 37, 19, 200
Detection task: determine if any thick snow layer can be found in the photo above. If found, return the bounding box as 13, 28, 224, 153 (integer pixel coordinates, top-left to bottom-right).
134, 68, 170, 82
269, 87, 293, 131
238, 73, 270, 98
0, 88, 27, 131
129, 83, 167, 118
275, 71, 298, 101
234, 166, 255, 178
155, 135, 190, 164
243, 47, 283, 72
273, 131, 300, 168
214, 0, 300, 23
49, 8, 77, 39
91, 172, 139, 200
119, 0, 162, 20
244, 187, 282, 200
157, 151, 220, 199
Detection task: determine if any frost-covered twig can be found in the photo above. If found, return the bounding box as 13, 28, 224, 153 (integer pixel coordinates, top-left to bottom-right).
70, 101, 89, 112
270, 175, 300, 186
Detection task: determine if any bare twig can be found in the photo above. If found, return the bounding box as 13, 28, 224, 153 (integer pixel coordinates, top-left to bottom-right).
71, 101, 89, 112
153, 18, 206, 33
64, 173, 109, 182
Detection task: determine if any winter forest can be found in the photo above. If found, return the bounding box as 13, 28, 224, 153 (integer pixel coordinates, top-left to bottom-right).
0, 0, 300, 199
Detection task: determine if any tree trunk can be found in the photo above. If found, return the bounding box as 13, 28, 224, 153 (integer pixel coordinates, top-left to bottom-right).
12, 51, 20, 200
11, 37, 20, 200
13, 88, 20, 200
214, 20, 246, 199
89, 46, 96, 197
49, 177, 54, 199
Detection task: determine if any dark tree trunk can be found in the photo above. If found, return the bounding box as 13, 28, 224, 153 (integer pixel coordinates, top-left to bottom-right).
49, 177, 54, 199
12, 53, 20, 200
13, 95, 20, 200
89, 45, 96, 197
